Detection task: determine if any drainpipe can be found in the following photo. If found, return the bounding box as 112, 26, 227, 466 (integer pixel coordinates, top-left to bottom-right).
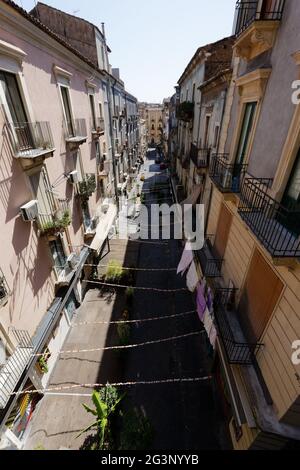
101, 23, 119, 211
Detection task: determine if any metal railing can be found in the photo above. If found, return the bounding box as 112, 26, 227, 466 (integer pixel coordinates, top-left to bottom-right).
235, 0, 285, 36
64, 118, 87, 140
0, 329, 33, 409
238, 177, 300, 257
214, 289, 264, 365
0, 268, 9, 305
37, 198, 71, 234
91, 117, 105, 134
209, 154, 247, 193
195, 237, 223, 277
8, 121, 54, 157
190, 144, 210, 168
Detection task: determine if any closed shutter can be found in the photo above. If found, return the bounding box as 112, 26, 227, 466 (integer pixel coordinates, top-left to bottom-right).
238, 249, 284, 342
214, 203, 232, 259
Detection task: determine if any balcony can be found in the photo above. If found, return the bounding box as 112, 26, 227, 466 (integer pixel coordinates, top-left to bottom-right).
190, 144, 210, 169
234, 1, 285, 61
214, 289, 264, 365
238, 177, 300, 258
98, 160, 110, 179
195, 237, 223, 277
0, 268, 9, 308
37, 199, 71, 238
91, 117, 105, 138
7, 121, 55, 168
64, 118, 87, 149
209, 154, 247, 193
0, 329, 33, 409
176, 101, 194, 122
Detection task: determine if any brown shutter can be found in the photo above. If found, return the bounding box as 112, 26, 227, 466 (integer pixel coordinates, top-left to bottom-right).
214, 203, 232, 259
238, 249, 284, 342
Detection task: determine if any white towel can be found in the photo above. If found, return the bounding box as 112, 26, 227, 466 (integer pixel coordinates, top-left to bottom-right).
186, 261, 199, 292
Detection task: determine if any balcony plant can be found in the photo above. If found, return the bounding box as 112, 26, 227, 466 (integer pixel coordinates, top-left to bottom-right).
78, 174, 97, 206
40, 210, 71, 237
37, 355, 49, 374
176, 101, 194, 122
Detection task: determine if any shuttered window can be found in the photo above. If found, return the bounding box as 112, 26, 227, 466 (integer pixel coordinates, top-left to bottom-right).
238, 249, 284, 342
214, 203, 233, 259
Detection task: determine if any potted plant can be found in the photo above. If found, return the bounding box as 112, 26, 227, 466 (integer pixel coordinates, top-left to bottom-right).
40, 210, 71, 237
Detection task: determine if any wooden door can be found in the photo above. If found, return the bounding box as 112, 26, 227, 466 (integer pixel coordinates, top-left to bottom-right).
214, 203, 232, 259
238, 249, 283, 342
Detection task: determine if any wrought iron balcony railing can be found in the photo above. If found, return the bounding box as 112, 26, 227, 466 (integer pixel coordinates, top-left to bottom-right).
238, 177, 300, 258
64, 118, 87, 143
176, 101, 194, 122
0, 268, 9, 307
37, 198, 71, 236
91, 117, 105, 135
0, 329, 33, 409
195, 237, 223, 277
190, 144, 210, 168
235, 0, 285, 37
8, 121, 55, 158
209, 154, 247, 193
214, 289, 264, 365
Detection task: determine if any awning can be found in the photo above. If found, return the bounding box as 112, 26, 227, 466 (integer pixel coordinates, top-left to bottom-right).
90, 204, 117, 254
180, 185, 202, 207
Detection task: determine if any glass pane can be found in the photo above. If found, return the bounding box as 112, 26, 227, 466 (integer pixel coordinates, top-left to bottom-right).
61, 87, 74, 136
283, 153, 300, 208
235, 102, 257, 164
50, 239, 67, 275
0, 72, 27, 124
89, 94, 96, 129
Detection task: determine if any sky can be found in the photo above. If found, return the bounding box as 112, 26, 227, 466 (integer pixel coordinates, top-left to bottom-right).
17, 0, 237, 103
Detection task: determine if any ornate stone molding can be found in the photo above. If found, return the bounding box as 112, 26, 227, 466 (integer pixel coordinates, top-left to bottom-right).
234, 21, 280, 62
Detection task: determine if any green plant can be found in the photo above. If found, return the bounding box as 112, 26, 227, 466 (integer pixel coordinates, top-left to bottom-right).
38, 356, 49, 374
117, 323, 131, 346
105, 260, 124, 283
78, 174, 97, 205
119, 408, 154, 450
40, 210, 71, 236
77, 388, 124, 450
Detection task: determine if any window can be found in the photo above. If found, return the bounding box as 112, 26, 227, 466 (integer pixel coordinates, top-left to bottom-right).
0, 71, 33, 150
204, 115, 211, 148
82, 204, 92, 231
60, 86, 74, 136
89, 94, 96, 130
0, 71, 28, 124
95, 140, 101, 165
213, 125, 220, 149
49, 238, 67, 277
99, 103, 103, 118
0, 268, 9, 306
281, 150, 300, 235
29, 168, 54, 219
235, 102, 257, 164
73, 150, 84, 182
192, 84, 196, 103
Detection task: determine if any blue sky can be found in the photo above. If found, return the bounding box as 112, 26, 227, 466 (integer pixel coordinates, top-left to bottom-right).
17, 0, 237, 102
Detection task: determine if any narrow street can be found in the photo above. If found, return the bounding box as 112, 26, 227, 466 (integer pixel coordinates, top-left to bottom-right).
25, 151, 224, 450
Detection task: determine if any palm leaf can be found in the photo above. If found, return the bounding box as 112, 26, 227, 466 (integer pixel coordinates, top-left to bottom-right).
82, 403, 97, 416
76, 421, 97, 439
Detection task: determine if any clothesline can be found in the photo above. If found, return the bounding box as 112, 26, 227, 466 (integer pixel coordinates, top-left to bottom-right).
10, 376, 212, 397
32, 331, 205, 358
71, 309, 197, 327
85, 279, 189, 292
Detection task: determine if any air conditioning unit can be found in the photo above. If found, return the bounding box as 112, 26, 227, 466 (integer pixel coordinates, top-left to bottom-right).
68, 170, 79, 184
101, 198, 110, 214
67, 253, 80, 270
20, 200, 38, 222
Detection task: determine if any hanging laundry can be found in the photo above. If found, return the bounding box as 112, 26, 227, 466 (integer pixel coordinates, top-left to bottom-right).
196, 282, 207, 322
177, 241, 194, 275
203, 308, 213, 336
186, 261, 199, 292
209, 325, 217, 349
206, 287, 214, 313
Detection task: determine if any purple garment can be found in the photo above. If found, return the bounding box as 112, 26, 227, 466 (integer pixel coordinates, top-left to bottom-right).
196, 283, 207, 322
206, 287, 213, 312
